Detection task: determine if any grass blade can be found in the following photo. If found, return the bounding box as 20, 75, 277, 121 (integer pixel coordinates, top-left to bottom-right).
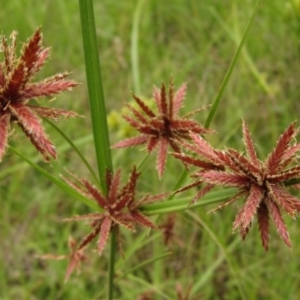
45, 119, 100, 186
10, 146, 99, 210
116, 251, 172, 282
141, 188, 238, 215
187, 211, 247, 300
131, 0, 148, 94
205, 0, 261, 128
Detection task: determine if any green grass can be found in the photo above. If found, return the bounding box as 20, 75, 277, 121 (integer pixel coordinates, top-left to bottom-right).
1, 0, 300, 299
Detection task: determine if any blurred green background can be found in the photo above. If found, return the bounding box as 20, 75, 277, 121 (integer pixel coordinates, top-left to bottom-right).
1, 0, 300, 299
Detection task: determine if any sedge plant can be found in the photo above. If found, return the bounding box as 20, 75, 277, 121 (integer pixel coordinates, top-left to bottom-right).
4, 0, 300, 299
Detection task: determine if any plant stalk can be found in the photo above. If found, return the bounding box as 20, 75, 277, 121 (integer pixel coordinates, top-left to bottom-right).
78, 1, 115, 299
78, 0, 113, 192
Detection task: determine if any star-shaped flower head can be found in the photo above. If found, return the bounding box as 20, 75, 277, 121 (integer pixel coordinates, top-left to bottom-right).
0, 28, 79, 161
63, 167, 163, 256
112, 80, 212, 178
194, 121, 300, 250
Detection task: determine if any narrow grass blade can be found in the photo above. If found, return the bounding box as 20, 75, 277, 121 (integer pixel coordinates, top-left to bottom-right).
141, 188, 238, 215
116, 251, 172, 282
116, 232, 161, 269
191, 237, 240, 294
45, 119, 100, 186
126, 274, 172, 300
10, 146, 99, 210
0, 134, 93, 180
167, 0, 262, 200
187, 211, 247, 300
205, 0, 261, 128
131, 0, 148, 94
168, 168, 188, 200
208, 6, 273, 97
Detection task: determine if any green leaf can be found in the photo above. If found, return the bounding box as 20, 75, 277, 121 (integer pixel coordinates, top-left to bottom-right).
141, 188, 238, 215
205, 0, 261, 128
9, 146, 99, 210
131, 0, 148, 94
45, 119, 100, 186
116, 251, 172, 282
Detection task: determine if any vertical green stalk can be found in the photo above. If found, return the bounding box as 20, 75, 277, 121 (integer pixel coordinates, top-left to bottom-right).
108, 227, 117, 300
78, 1, 115, 299
78, 0, 113, 191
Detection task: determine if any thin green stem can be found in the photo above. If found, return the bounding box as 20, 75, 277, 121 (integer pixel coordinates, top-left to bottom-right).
108, 227, 117, 300
137, 153, 150, 172
9, 146, 99, 210
187, 211, 247, 300
191, 237, 240, 295
116, 251, 172, 282
45, 119, 100, 186
168, 168, 188, 200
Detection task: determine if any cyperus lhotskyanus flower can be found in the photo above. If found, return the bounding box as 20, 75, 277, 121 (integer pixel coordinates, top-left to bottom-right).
63, 167, 164, 256
113, 80, 212, 178
0, 28, 79, 161
176, 121, 300, 250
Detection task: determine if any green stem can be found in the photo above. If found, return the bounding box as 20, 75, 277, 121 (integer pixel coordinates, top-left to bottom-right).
187, 211, 247, 299
45, 119, 100, 186
116, 251, 172, 282
137, 153, 150, 172
78, 1, 115, 299
10, 146, 99, 210
11, 144, 239, 217
168, 168, 188, 199
108, 227, 117, 300
78, 0, 113, 192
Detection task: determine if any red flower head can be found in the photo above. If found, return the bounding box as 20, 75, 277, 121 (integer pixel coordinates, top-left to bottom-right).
113, 80, 212, 178
191, 121, 300, 250
63, 167, 163, 256
0, 28, 79, 161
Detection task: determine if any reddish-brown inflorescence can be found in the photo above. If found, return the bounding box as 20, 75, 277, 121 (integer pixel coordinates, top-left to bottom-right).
173, 132, 226, 202
112, 80, 212, 178
0, 28, 79, 161
176, 121, 300, 250
63, 167, 164, 258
